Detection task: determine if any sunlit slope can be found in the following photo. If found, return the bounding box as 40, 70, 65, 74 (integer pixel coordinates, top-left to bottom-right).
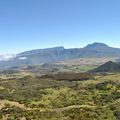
0, 72, 119, 119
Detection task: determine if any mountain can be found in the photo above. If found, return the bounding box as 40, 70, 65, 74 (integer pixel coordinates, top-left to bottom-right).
0, 42, 120, 69
116, 58, 120, 63
90, 61, 120, 72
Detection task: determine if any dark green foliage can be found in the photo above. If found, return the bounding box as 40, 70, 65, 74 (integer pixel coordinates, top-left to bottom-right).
91, 61, 120, 72
41, 72, 93, 81
62, 107, 116, 120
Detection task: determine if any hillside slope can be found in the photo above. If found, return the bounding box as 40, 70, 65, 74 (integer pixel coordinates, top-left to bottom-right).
90, 61, 120, 72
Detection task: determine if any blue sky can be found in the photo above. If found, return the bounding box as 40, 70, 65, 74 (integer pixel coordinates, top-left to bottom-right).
0, 0, 120, 54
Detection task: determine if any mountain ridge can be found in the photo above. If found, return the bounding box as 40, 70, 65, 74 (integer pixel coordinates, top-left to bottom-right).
90, 61, 120, 72
0, 42, 120, 69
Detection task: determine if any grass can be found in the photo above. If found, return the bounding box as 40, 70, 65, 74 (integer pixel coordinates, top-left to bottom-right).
0, 71, 120, 119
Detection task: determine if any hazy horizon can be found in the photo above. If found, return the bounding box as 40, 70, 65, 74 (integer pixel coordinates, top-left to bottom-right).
0, 42, 120, 55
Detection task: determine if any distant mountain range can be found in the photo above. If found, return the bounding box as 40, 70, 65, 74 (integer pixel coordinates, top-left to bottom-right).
0, 42, 120, 69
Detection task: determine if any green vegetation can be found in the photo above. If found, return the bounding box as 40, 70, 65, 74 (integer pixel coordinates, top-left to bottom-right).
91, 61, 120, 72
0, 71, 120, 119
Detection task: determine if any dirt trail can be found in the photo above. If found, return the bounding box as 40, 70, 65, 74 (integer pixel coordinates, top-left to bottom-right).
0, 100, 98, 112
0, 100, 29, 110
51, 104, 97, 112
0, 103, 99, 120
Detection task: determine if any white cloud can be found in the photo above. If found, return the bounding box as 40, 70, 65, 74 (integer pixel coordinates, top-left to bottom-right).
0, 54, 16, 61
18, 57, 27, 60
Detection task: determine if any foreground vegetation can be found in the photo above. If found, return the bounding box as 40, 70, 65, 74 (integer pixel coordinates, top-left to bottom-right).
0, 71, 120, 120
